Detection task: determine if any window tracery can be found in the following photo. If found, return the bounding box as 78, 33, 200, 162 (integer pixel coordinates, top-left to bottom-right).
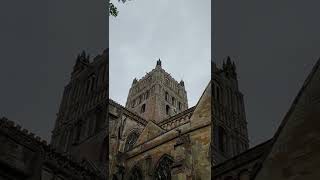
154, 155, 174, 180
124, 132, 139, 151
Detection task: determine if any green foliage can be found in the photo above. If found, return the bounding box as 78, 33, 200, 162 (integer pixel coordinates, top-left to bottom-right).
109, 2, 119, 17
109, 0, 131, 17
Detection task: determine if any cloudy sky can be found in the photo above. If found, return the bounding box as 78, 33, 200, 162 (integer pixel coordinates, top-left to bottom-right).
214, 0, 320, 146
109, 0, 211, 107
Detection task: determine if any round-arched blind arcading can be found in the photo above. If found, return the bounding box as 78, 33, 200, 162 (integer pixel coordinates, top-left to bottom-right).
129, 165, 143, 180
124, 131, 139, 152
154, 154, 174, 180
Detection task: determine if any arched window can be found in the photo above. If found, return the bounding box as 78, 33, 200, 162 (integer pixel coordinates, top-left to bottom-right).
129, 166, 143, 180
166, 105, 170, 115
141, 104, 146, 113
172, 97, 175, 106
124, 132, 139, 151
154, 155, 174, 180
165, 92, 169, 101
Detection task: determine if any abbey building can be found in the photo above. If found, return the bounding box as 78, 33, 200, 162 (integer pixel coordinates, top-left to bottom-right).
0, 49, 319, 180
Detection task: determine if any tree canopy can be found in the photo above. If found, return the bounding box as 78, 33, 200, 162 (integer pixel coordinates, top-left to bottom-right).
109, 0, 130, 17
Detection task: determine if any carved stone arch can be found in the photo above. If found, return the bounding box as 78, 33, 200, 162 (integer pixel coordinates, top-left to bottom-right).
154, 154, 174, 180
128, 165, 144, 180
124, 130, 140, 152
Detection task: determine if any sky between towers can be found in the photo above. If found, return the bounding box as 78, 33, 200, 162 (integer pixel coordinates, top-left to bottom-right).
109, 0, 211, 107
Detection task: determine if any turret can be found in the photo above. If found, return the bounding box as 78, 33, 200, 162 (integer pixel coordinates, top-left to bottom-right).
132, 78, 138, 85
156, 59, 162, 68
179, 80, 185, 87
72, 50, 90, 78
223, 56, 237, 79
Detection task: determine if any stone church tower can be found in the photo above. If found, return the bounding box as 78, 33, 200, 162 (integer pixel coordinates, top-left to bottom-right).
109, 59, 211, 179
212, 57, 249, 164
125, 59, 188, 123
50, 50, 108, 175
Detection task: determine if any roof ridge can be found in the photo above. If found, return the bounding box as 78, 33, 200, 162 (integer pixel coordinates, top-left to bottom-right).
109, 99, 148, 125
250, 57, 320, 179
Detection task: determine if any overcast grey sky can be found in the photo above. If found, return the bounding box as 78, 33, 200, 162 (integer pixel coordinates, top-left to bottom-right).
0, 0, 107, 141
214, 0, 320, 146
110, 0, 211, 107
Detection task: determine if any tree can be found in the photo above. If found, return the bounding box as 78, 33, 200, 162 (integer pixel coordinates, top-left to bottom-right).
109, 0, 131, 17
109, 2, 119, 17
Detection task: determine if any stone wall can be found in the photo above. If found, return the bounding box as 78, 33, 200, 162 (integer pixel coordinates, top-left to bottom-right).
0, 117, 104, 180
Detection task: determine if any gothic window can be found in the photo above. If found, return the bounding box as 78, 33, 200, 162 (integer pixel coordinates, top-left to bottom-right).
166, 105, 170, 115
154, 155, 174, 180
178, 102, 181, 110
172, 97, 175, 106
124, 132, 139, 151
129, 166, 143, 180
146, 90, 149, 99
141, 104, 146, 113
165, 92, 169, 101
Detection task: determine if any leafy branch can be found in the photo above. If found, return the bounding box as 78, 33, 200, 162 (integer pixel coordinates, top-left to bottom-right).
109, 0, 130, 17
